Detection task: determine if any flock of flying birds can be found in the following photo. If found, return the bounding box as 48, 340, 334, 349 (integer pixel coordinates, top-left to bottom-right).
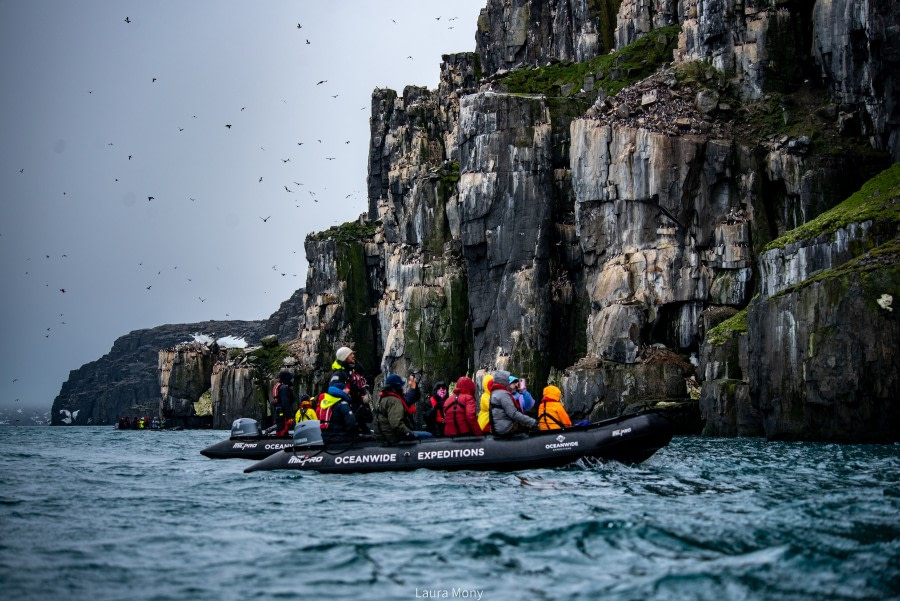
7, 9, 464, 400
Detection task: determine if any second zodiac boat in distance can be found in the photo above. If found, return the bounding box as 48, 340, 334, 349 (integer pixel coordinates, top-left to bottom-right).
243, 412, 673, 474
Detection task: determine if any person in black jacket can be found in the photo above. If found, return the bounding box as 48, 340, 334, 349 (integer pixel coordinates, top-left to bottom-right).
318, 377, 359, 445
271, 371, 295, 436
329, 346, 374, 434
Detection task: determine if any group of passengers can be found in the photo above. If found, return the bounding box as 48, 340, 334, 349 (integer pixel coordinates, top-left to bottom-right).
274, 345, 576, 446
117, 415, 164, 429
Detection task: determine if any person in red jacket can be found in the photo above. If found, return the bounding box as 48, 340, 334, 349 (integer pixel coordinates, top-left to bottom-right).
442, 376, 483, 437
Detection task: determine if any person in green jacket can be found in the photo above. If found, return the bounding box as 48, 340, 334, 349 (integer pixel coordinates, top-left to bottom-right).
373, 373, 434, 444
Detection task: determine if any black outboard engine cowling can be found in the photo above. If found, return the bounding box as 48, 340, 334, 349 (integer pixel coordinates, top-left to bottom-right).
293, 420, 324, 449
231, 418, 262, 438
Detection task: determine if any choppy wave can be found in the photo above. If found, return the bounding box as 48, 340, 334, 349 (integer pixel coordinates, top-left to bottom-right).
0, 427, 897, 601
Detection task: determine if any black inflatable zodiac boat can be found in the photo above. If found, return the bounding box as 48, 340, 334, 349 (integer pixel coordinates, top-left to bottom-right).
243, 412, 673, 474
200, 418, 293, 460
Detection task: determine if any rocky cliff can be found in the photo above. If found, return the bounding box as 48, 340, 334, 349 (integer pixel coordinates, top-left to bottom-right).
57, 0, 899, 441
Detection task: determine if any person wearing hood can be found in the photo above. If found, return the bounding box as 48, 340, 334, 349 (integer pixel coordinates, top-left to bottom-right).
424, 380, 448, 436
489, 369, 537, 436
271, 371, 295, 436
294, 395, 317, 423
477, 372, 493, 433
329, 346, 373, 434
442, 376, 482, 437
317, 377, 359, 444
537, 385, 572, 430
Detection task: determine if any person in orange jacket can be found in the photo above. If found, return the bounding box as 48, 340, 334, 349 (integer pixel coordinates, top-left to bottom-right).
537, 385, 572, 430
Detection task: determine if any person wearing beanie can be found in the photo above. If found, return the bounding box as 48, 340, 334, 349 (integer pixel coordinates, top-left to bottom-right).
442, 376, 482, 437
373, 373, 431, 444
537, 385, 571, 431
489, 369, 537, 436
329, 345, 373, 435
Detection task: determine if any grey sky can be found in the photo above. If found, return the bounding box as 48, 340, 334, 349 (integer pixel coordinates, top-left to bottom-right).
0, 0, 486, 411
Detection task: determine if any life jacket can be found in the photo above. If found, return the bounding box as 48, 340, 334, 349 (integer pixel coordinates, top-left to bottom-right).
271, 382, 284, 404
538, 402, 568, 429
317, 403, 333, 430
318, 387, 350, 430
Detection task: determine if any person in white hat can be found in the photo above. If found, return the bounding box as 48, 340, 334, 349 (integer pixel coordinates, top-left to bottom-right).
329, 345, 373, 435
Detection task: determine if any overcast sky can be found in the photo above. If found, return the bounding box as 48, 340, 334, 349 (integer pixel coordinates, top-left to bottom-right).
0, 0, 487, 412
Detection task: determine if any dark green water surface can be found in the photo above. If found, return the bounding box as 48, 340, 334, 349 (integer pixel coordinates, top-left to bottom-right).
0, 427, 897, 601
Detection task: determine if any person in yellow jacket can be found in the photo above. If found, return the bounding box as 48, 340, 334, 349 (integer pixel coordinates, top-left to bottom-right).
537, 385, 572, 430
477, 373, 493, 433
295, 395, 317, 423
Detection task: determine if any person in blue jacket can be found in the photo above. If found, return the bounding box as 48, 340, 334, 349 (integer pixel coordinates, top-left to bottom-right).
509, 375, 536, 413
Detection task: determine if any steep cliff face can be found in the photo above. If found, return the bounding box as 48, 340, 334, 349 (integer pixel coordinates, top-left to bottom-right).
749, 252, 898, 441
158, 343, 214, 425
812, 0, 900, 161
475, 0, 621, 76
287, 56, 482, 392
458, 91, 558, 374
745, 164, 899, 440
210, 365, 258, 429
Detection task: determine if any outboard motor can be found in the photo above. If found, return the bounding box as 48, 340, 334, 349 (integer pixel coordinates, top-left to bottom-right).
293, 420, 324, 449
231, 418, 261, 438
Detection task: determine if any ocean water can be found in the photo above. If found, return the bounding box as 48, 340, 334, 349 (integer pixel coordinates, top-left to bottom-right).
0, 427, 897, 601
